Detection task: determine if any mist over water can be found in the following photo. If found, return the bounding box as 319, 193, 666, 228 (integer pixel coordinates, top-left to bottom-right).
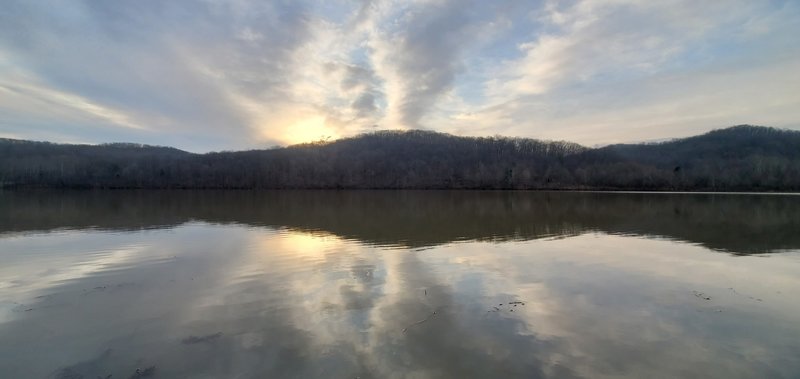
1, 191, 799, 378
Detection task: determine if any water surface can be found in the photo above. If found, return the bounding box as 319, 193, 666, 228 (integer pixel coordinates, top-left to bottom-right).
1, 191, 799, 378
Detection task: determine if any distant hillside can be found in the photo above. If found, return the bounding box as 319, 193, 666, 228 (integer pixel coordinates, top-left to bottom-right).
1, 125, 799, 190
565, 125, 800, 189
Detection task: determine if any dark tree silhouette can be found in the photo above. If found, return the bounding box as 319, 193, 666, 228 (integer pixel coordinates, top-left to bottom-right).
1, 125, 798, 191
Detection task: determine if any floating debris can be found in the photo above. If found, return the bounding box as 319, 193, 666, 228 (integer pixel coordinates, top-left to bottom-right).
728, 287, 763, 302
402, 311, 438, 333
181, 332, 223, 345
129, 366, 156, 378
82, 285, 110, 296
692, 291, 711, 301
488, 300, 526, 312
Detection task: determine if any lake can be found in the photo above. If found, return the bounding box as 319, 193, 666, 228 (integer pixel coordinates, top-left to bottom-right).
1, 190, 799, 378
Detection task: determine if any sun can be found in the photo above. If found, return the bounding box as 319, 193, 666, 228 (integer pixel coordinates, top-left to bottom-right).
283, 116, 339, 145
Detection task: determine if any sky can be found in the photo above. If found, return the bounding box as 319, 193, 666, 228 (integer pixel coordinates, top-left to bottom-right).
0, 0, 798, 152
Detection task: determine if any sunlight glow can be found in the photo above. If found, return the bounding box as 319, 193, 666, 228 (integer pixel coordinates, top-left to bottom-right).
253, 230, 343, 261
283, 116, 339, 146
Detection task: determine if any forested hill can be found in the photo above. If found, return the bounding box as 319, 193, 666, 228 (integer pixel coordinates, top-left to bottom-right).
1, 125, 799, 190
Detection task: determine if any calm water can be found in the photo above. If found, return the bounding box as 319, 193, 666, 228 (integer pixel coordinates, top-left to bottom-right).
1, 191, 799, 378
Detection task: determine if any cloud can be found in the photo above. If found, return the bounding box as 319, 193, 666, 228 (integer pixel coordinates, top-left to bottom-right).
0, 0, 798, 150
376, 0, 475, 128
450, 0, 800, 143
0, 0, 316, 150
352, 92, 378, 118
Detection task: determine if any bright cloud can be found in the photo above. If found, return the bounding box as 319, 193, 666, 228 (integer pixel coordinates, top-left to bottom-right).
0, 0, 798, 151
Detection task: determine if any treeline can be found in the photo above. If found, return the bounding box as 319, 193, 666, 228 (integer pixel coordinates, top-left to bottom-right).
1, 125, 799, 190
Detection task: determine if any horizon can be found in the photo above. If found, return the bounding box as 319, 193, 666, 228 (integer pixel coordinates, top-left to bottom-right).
2, 124, 782, 154
1, 1, 799, 152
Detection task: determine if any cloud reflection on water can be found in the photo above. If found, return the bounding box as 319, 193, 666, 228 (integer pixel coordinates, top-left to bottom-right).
1, 220, 799, 377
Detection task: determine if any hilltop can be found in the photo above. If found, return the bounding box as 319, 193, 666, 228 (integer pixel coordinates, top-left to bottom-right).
1, 125, 799, 191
